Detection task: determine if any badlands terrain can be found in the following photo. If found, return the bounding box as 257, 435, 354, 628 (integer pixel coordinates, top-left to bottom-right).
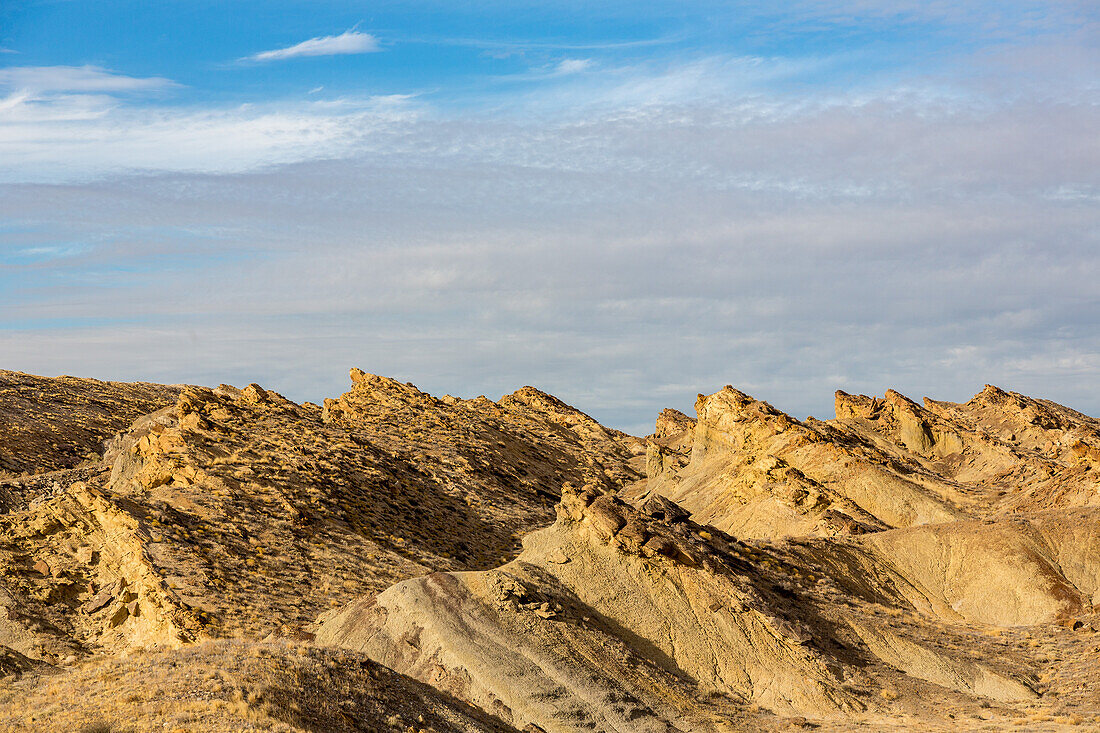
0, 368, 1099, 732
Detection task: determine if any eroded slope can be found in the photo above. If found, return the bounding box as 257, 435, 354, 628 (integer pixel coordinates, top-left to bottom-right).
319, 485, 1098, 731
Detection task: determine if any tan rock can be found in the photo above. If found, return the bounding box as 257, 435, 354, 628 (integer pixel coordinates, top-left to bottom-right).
6, 369, 1100, 732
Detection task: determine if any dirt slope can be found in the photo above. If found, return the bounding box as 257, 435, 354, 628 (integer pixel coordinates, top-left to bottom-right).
0, 640, 520, 733
0, 370, 180, 477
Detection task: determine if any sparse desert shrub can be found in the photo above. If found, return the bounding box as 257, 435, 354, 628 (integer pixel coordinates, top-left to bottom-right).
79, 721, 112, 733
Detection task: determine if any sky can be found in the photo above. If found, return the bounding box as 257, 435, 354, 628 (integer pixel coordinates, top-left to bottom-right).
0, 1, 1097, 434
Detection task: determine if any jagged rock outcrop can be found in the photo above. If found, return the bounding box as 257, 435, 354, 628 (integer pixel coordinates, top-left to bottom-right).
641, 386, 963, 538
643, 409, 695, 492
642, 384, 1100, 540
834, 385, 1100, 514
0, 478, 206, 660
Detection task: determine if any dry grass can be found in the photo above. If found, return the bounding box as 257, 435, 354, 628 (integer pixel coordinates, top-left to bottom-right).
0, 640, 516, 733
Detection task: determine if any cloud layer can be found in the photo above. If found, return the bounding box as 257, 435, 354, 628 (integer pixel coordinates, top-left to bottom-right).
2, 5, 1098, 431
3, 84, 1097, 431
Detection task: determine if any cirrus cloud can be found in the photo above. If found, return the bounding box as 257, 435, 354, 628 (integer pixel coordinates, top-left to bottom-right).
0, 65, 177, 93
244, 30, 381, 63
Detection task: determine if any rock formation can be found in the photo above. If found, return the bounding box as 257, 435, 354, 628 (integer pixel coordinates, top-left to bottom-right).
0, 369, 1098, 731
642, 384, 1100, 539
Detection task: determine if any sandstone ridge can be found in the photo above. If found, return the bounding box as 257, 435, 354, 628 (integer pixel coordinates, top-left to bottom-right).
0, 372, 1098, 731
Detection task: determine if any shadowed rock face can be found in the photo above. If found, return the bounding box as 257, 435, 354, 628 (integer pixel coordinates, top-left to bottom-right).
3, 372, 1100, 731
0, 370, 181, 480
319, 369, 644, 539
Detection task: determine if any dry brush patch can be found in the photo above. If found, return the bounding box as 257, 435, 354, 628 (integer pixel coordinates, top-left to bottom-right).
0, 640, 519, 733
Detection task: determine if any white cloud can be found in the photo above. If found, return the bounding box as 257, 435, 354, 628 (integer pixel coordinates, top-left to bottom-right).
0, 91, 31, 113
245, 30, 380, 62
553, 58, 593, 75
0, 91, 120, 123
0, 94, 419, 182
0, 65, 176, 93
507, 54, 829, 113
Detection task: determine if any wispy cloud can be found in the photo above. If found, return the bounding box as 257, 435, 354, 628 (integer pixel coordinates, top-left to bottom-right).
0, 65, 176, 93
0, 94, 420, 182
504, 54, 831, 112
244, 30, 380, 63
414, 34, 683, 53
499, 57, 596, 82
553, 58, 593, 75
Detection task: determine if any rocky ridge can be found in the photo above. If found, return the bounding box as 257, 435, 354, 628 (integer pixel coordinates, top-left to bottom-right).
322, 382, 1100, 731
0, 370, 644, 661
0, 370, 1098, 731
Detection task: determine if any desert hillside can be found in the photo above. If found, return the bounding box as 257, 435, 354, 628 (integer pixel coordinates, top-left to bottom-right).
0, 368, 1098, 732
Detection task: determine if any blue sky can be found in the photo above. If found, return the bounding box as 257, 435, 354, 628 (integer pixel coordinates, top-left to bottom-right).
1, 1, 1098, 432
3, 1, 1080, 109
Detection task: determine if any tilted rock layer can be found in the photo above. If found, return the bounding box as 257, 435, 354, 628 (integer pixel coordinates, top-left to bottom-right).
0, 370, 1099, 731
645, 384, 1100, 538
